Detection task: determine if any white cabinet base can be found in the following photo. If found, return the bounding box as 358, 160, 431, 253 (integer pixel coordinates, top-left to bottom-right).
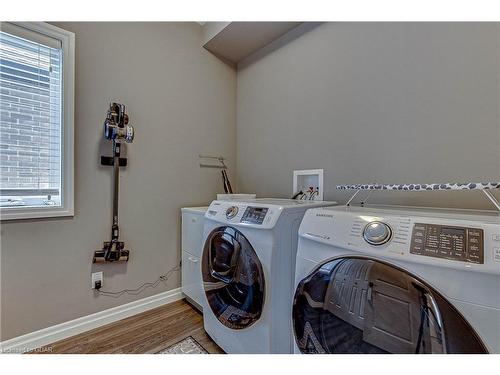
181, 250, 204, 311
181, 207, 208, 311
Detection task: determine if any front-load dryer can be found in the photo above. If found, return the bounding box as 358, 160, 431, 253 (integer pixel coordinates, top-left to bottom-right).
292, 205, 500, 354
201, 198, 337, 353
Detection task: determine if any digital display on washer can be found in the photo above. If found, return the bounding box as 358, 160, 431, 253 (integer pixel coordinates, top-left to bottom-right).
410, 223, 483, 264
241, 207, 268, 225
441, 227, 465, 237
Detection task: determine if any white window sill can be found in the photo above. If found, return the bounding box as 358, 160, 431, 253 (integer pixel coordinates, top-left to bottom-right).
0, 206, 74, 221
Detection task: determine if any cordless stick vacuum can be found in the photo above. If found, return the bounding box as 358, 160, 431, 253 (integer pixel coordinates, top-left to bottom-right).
93, 103, 135, 263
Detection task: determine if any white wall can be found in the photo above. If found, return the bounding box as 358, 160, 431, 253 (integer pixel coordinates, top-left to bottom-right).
237, 23, 500, 208
0, 22, 236, 340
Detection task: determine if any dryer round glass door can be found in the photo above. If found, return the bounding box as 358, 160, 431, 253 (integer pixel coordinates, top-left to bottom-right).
293, 257, 487, 354
202, 226, 265, 329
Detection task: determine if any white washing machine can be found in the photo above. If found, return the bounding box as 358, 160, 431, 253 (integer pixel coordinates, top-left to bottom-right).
201, 198, 337, 353
292, 205, 500, 354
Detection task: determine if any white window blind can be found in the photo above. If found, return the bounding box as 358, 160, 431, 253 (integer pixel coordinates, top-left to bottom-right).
0, 27, 63, 208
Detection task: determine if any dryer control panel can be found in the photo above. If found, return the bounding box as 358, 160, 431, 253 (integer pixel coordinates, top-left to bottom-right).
410, 223, 484, 264
298, 206, 500, 275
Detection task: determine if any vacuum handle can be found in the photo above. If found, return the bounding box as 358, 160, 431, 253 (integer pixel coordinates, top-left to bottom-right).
112, 140, 120, 227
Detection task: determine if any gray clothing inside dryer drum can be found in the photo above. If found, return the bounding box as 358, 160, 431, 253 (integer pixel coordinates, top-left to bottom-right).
293, 257, 488, 354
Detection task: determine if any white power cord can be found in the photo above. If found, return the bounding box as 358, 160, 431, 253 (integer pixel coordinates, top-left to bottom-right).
97, 265, 180, 298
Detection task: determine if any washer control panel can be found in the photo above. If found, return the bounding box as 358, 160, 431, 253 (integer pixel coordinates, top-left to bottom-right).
410, 223, 484, 264
240, 206, 269, 225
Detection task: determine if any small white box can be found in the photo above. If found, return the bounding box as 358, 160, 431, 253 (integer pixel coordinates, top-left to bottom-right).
293, 169, 324, 201
216, 194, 256, 200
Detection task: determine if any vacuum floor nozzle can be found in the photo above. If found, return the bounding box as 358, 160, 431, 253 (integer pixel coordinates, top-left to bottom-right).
93, 242, 130, 263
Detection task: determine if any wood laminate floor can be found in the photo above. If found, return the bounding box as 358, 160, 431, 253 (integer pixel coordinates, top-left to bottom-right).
35, 300, 224, 354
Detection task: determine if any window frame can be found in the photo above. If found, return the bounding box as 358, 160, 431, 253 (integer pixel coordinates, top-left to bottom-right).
0, 22, 74, 220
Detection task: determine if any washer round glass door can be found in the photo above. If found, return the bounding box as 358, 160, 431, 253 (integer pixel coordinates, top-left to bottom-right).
293, 257, 488, 354
202, 226, 265, 329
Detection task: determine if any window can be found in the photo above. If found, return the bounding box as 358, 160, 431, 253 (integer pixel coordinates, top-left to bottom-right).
0, 22, 74, 220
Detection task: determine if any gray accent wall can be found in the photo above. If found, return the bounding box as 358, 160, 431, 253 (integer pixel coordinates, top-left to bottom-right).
1, 21, 500, 343
0, 22, 236, 340
236, 23, 500, 209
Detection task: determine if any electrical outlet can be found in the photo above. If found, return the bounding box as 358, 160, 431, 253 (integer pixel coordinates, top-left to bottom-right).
91, 272, 103, 289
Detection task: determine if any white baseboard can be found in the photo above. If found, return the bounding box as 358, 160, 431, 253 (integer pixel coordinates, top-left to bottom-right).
0, 287, 183, 354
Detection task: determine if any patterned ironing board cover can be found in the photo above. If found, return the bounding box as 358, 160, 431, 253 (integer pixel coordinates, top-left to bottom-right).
336, 182, 500, 191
